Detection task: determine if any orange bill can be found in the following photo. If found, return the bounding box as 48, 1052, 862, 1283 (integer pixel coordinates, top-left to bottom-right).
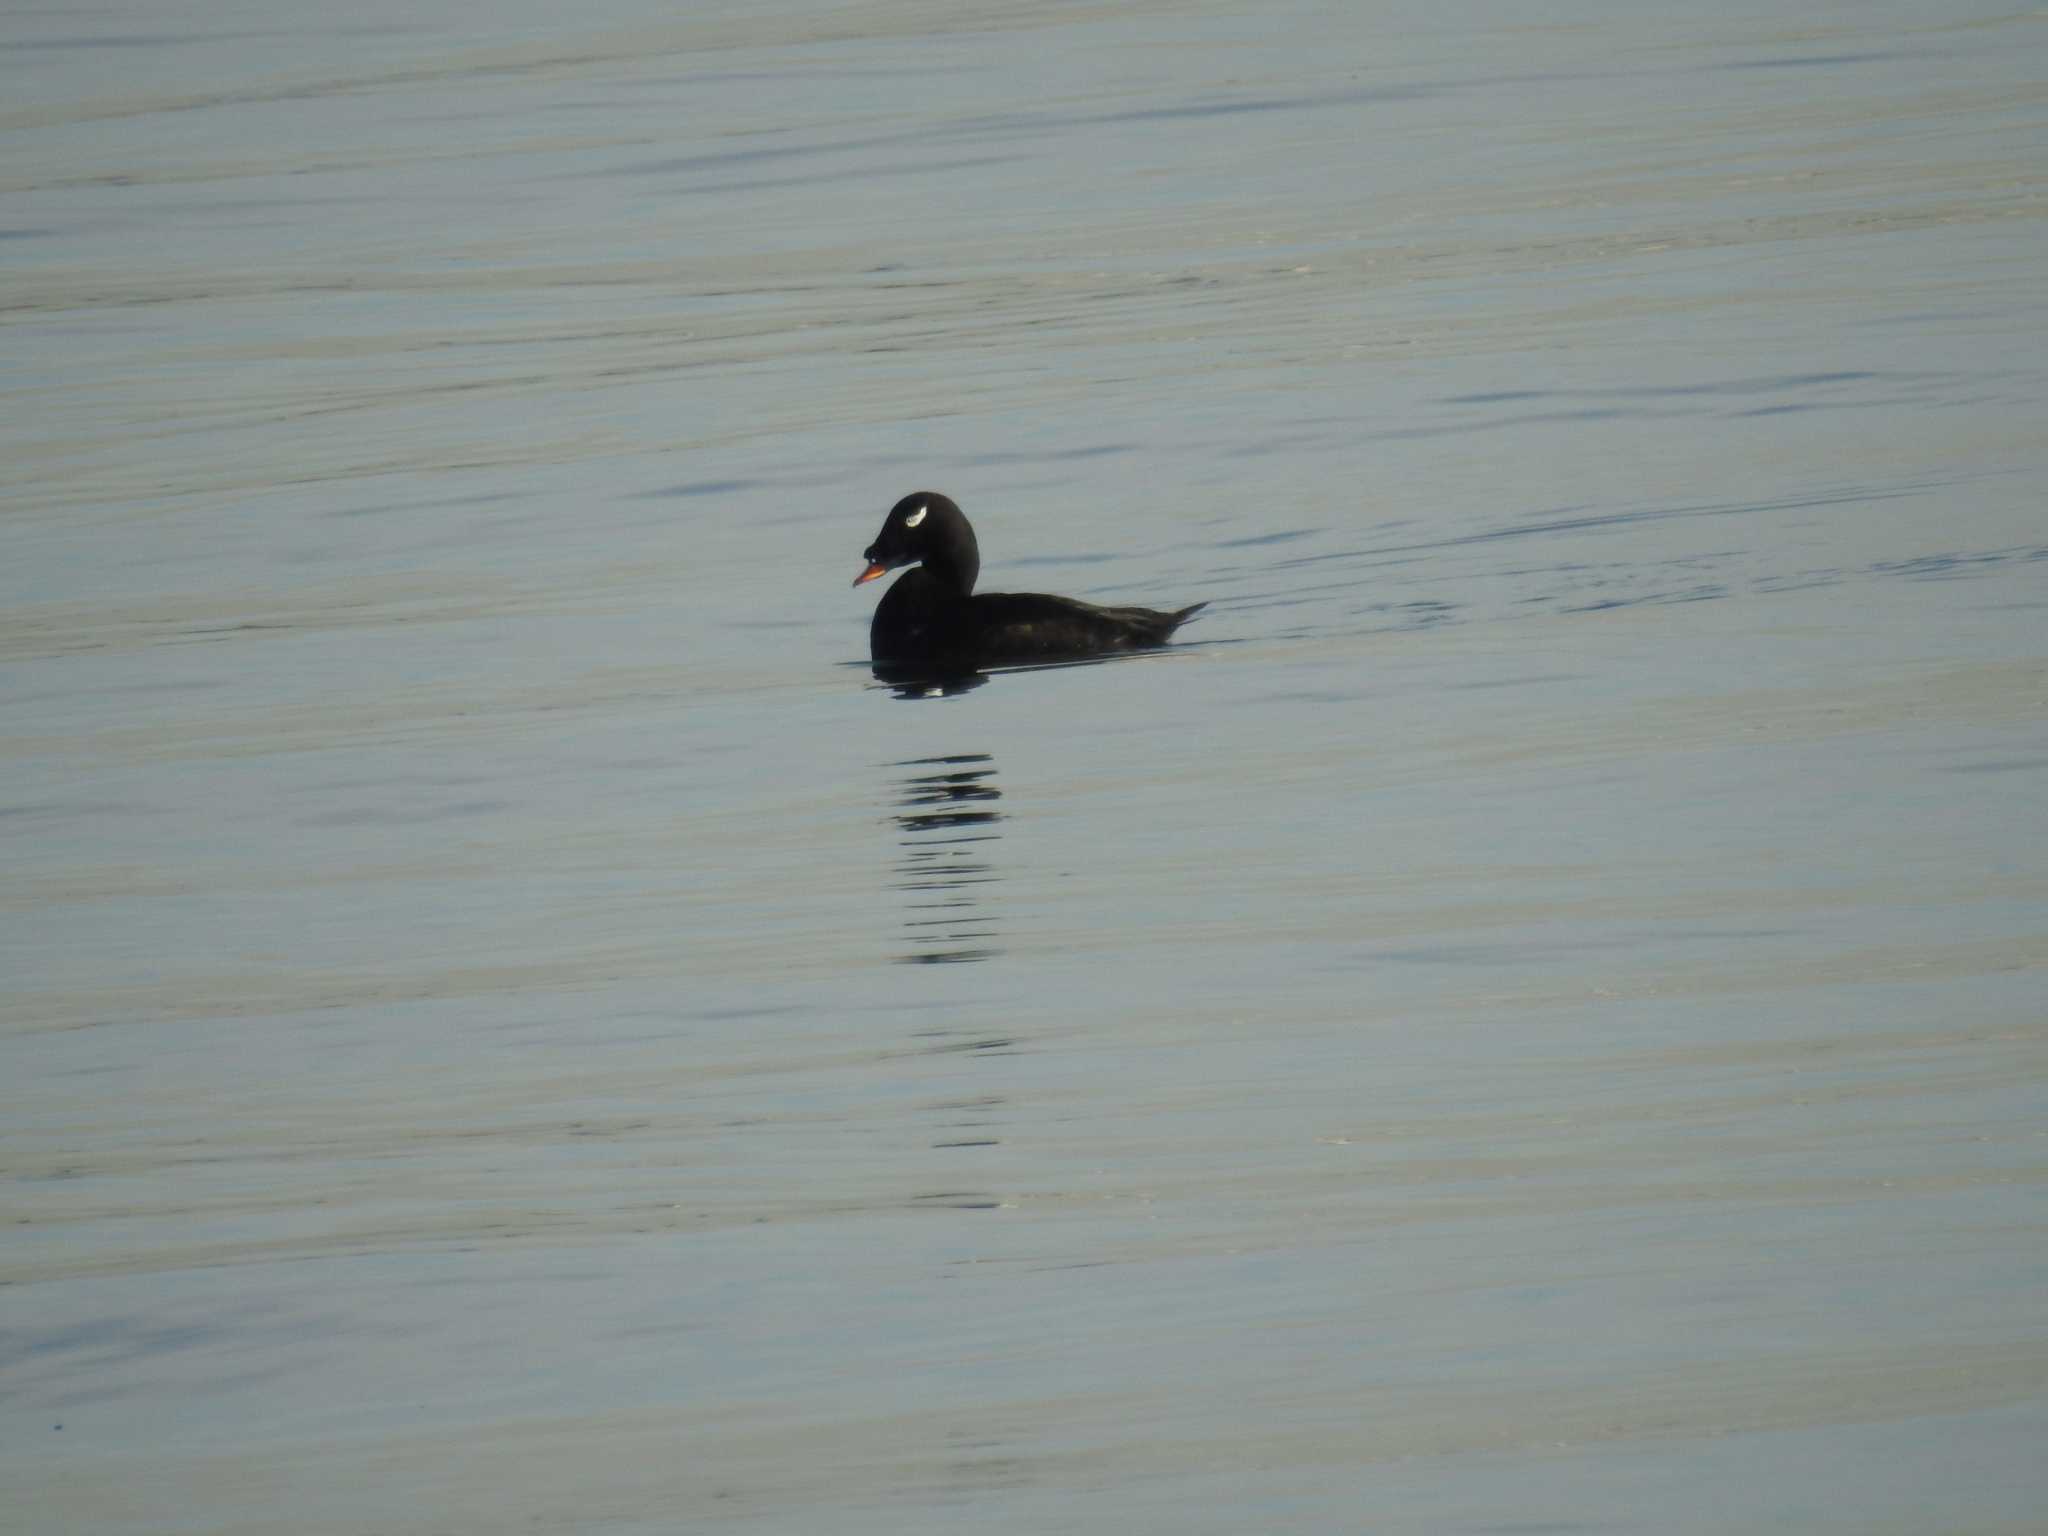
853, 561, 890, 586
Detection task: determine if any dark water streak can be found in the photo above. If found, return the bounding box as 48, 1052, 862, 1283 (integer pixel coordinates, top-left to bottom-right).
890, 754, 1004, 965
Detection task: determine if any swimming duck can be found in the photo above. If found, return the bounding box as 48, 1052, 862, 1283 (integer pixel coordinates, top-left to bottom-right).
853, 493, 1205, 670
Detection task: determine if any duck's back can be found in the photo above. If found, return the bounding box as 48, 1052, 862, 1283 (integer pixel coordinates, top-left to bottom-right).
967, 591, 1206, 662
872, 571, 1204, 668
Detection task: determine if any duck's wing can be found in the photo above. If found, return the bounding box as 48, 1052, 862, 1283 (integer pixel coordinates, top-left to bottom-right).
968, 591, 1206, 657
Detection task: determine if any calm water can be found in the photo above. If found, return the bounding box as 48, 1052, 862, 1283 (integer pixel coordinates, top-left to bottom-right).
6, 1, 2046, 1531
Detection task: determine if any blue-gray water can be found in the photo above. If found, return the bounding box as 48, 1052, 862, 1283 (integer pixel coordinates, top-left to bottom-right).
5, 2, 2046, 1531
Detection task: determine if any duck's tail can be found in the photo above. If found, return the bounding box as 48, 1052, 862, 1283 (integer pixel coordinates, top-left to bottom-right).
1120, 600, 1206, 645
1159, 600, 1208, 640
1077, 598, 1208, 648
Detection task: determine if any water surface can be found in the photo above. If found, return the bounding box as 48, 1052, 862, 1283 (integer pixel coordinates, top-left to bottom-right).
5, 1, 2046, 1531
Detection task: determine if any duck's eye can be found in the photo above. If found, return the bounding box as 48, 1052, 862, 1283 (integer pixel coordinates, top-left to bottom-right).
904, 504, 927, 529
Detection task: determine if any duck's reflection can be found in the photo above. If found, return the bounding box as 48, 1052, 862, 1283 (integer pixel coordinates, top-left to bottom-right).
873, 651, 1194, 700
892, 753, 1003, 965
873, 665, 989, 700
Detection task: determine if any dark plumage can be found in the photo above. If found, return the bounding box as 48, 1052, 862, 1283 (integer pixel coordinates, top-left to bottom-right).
853, 493, 1205, 670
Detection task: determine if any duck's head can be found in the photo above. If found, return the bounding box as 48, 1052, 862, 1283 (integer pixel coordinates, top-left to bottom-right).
853, 492, 979, 593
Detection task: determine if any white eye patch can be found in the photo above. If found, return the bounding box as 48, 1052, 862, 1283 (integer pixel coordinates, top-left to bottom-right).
904, 504, 927, 528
